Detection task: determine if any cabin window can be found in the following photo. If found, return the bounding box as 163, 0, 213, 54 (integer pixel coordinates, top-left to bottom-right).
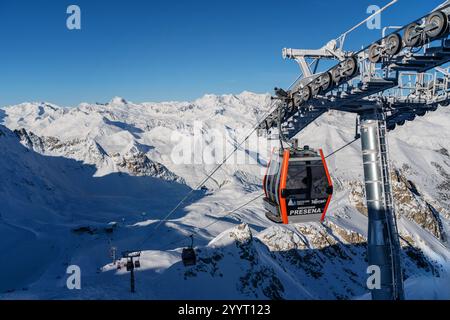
286, 160, 328, 199
266, 153, 280, 201
310, 162, 329, 198
286, 163, 308, 190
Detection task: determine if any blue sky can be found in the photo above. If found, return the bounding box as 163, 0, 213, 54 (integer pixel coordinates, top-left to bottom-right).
0, 0, 445, 106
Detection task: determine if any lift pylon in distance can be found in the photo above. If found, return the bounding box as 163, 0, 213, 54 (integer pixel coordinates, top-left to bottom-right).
263, 144, 333, 224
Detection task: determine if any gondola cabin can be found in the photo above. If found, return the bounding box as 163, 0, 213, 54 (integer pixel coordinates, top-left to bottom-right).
182, 248, 197, 267
181, 235, 197, 267
263, 146, 333, 224
126, 260, 133, 272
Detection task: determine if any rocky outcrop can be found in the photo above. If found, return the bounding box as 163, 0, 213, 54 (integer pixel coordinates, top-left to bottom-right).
393, 169, 445, 240
183, 224, 286, 299
431, 162, 450, 202
14, 128, 186, 184
347, 180, 368, 216
14, 128, 108, 165
345, 167, 446, 241
113, 150, 185, 183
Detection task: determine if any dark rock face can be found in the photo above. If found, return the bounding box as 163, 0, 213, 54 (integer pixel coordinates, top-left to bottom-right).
347, 168, 446, 241
14, 128, 185, 184
114, 151, 185, 183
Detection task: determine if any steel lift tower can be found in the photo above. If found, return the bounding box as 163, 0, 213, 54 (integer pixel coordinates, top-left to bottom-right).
259, 1, 450, 300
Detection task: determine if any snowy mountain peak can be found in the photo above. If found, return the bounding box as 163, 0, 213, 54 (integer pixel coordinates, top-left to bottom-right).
109, 96, 128, 106
209, 223, 253, 248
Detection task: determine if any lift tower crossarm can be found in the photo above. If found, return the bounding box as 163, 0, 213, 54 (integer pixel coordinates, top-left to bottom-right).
283, 40, 347, 61
283, 40, 348, 82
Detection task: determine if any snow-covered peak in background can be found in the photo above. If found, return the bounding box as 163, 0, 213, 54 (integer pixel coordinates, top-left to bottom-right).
109, 96, 128, 106
1, 92, 272, 186
0, 92, 449, 299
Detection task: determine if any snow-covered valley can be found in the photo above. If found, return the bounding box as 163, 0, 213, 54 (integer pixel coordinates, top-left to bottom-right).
0, 92, 449, 299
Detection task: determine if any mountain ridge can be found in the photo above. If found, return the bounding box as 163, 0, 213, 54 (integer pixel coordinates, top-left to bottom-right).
1, 92, 449, 299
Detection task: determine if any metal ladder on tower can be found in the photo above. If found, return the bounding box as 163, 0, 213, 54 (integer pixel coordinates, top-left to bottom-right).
377, 113, 405, 299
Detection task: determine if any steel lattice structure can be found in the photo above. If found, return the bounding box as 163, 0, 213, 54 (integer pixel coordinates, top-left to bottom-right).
257, 1, 450, 300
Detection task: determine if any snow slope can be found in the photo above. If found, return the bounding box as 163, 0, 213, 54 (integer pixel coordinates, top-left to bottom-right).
0, 92, 449, 299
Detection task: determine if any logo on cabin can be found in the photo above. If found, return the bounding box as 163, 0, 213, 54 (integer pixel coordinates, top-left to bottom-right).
288, 199, 326, 206
289, 208, 323, 216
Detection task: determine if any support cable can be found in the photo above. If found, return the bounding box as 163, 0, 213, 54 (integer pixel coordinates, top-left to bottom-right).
141, 135, 360, 252
136, 99, 280, 248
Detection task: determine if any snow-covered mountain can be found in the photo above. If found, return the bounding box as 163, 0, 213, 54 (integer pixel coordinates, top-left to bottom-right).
0, 92, 449, 299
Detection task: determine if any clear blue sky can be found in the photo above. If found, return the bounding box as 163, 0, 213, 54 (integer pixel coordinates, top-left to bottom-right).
0, 0, 444, 106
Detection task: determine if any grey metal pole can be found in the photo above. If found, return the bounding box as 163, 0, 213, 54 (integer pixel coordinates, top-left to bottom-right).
360, 112, 404, 300
130, 259, 135, 293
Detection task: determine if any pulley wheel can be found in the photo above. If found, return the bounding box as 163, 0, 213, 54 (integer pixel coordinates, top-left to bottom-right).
300, 85, 312, 102
425, 11, 448, 38
368, 43, 382, 63
385, 33, 403, 56
440, 100, 450, 107
310, 80, 321, 96
286, 99, 295, 112
416, 110, 427, 117
293, 92, 303, 107
342, 56, 358, 77
387, 123, 396, 131
404, 22, 422, 47
331, 67, 342, 85
320, 72, 333, 92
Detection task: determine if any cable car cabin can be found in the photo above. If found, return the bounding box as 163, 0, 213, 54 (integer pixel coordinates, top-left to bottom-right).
263, 146, 333, 224
182, 248, 197, 267
182, 235, 196, 267
126, 260, 133, 272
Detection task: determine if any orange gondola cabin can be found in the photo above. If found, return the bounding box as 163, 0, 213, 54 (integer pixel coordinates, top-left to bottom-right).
263, 145, 333, 224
